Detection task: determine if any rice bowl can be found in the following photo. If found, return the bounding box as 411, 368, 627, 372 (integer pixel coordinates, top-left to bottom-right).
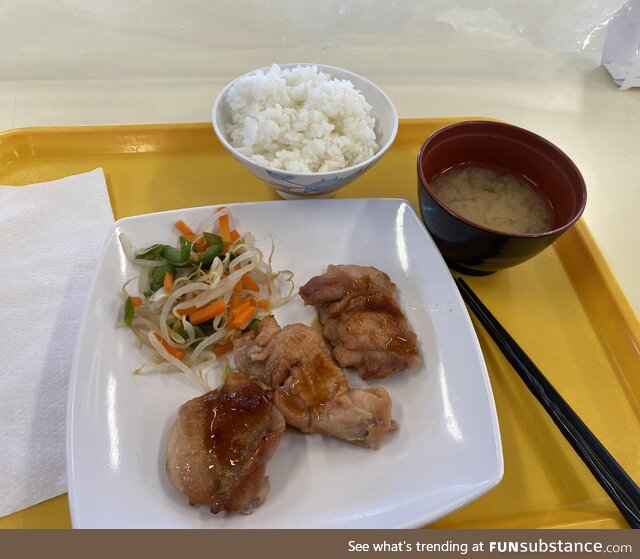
212, 63, 398, 198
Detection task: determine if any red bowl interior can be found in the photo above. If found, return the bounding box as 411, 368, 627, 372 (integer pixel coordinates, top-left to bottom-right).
418, 121, 587, 236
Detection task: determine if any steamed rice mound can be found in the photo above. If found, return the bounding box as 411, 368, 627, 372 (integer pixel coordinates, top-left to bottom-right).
225, 64, 377, 173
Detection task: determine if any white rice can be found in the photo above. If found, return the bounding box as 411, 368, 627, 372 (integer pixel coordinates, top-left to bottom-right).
224, 64, 377, 173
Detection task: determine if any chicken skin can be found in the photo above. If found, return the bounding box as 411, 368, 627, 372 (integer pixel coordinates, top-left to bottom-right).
299, 265, 420, 380
233, 316, 395, 449
165, 373, 285, 514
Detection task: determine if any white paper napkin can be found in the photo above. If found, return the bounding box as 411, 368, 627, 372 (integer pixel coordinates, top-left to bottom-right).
602, 0, 640, 90
0, 168, 114, 517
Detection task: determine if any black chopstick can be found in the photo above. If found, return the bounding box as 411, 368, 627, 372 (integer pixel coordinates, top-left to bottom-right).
456, 277, 640, 529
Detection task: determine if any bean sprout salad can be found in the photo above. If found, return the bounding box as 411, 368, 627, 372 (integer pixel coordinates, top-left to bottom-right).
119, 207, 294, 391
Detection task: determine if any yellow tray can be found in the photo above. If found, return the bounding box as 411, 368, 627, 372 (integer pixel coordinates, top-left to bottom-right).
1, 119, 639, 529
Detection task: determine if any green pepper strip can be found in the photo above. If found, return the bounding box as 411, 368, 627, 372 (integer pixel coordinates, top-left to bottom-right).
160, 236, 191, 266
203, 232, 223, 250
244, 318, 261, 333
172, 321, 205, 345
195, 233, 224, 264
124, 296, 135, 326
136, 244, 163, 260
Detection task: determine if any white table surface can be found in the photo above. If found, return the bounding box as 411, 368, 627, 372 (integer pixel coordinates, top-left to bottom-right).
1, 47, 638, 316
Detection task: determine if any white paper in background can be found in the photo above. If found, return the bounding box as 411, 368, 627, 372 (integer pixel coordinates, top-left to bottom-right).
602, 0, 640, 89
0, 168, 114, 517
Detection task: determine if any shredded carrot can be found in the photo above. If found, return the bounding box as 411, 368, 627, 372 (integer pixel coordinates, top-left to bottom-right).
176, 304, 198, 316
188, 299, 226, 325
193, 236, 209, 252
242, 273, 260, 292
229, 294, 243, 308
130, 296, 143, 307
213, 340, 234, 357
230, 297, 255, 312
219, 212, 232, 245
163, 271, 173, 292
228, 305, 256, 330
175, 219, 195, 239
232, 281, 243, 292
154, 333, 185, 360
230, 229, 240, 242
230, 298, 254, 317
256, 298, 270, 309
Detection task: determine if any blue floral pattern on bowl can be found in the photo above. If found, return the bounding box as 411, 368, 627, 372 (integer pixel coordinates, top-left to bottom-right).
265, 164, 372, 195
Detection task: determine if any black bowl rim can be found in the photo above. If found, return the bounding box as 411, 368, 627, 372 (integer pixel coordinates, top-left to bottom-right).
417, 120, 588, 239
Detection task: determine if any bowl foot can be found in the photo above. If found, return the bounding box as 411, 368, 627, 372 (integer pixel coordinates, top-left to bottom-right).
275, 189, 336, 200
447, 261, 496, 276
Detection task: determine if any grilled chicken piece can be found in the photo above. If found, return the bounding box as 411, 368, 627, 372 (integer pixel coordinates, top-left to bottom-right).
166, 373, 285, 514
299, 265, 420, 380
233, 316, 395, 449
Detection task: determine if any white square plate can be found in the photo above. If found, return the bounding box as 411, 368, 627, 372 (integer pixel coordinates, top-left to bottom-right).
67, 198, 503, 528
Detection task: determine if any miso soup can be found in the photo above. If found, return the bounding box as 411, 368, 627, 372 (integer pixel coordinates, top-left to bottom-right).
430, 164, 553, 234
